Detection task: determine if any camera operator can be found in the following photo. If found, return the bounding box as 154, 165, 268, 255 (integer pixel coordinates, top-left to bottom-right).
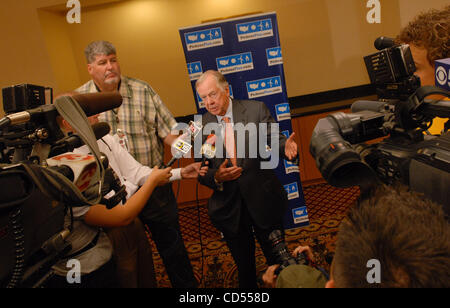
262, 245, 327, 288
263, 185, 450, 288
45, 112, 208, 288
396, 5, 449, 135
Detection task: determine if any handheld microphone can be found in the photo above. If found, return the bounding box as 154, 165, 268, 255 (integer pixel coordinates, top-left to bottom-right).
374, 36, 395, 50
0, 92, 122, 129
200, 134, 216, 167
163, 120, 203, 167
435, 58, 450, 91
46, 153, 98, 192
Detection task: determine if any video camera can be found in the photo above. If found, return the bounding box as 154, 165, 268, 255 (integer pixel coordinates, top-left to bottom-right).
0, 84, 124, 287
268, 230, 307, 275
310, 38, 450, 213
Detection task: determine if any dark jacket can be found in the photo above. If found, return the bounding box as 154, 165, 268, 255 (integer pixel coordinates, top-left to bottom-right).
198, 99, 289, 236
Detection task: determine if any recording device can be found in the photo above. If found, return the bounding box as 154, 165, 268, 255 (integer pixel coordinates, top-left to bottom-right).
364, 38, 420, 101
268, 230, 307, 275
0, 84, 123, 287
310, 38, 450, 213
164, 120, 202, 167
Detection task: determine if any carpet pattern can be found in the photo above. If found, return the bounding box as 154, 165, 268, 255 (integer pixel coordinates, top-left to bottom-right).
148, 183, 360, 288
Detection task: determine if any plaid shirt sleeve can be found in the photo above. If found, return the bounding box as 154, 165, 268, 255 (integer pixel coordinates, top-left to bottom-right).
147, 85, 177, 140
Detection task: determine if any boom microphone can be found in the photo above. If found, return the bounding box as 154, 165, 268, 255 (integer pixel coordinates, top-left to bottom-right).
69, 92, 123, 117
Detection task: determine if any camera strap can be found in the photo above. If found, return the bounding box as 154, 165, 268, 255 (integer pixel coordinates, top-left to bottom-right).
52, 96, 105, 206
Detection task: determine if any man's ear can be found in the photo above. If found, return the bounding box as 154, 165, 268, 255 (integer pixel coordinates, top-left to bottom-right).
87, 63, 93, 75
325, 279, 335, 288
61, 118, 72, 132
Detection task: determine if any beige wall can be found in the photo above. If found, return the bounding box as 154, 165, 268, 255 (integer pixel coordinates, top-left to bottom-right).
0, 0, 448, 117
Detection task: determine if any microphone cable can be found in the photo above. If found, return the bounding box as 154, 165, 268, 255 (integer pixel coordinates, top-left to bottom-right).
173, 159, 205, 287
196, 179, 205, 287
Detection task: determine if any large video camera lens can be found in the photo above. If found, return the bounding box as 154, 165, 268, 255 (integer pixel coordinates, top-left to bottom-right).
268, 230, 306, 275
310, 117, 376, 188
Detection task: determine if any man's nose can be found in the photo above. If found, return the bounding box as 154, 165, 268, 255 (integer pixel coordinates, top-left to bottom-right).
106, 61, 113, 70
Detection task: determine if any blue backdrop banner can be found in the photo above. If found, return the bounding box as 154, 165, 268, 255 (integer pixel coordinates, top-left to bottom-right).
179, 12, 309, 229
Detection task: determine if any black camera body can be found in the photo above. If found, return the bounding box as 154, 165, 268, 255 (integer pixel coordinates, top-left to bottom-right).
310, 40, 450, 213
0, 84, 124, 287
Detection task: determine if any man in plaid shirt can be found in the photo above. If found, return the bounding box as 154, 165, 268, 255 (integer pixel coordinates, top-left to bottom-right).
75, 40, 197, 288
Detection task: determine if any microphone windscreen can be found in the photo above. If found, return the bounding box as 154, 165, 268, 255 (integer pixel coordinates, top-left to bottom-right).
374, 36, 395, 50
205, 134, 216, 145
71, 92, 122, 116
91, 122, 111, 140
351, 100, 386, 113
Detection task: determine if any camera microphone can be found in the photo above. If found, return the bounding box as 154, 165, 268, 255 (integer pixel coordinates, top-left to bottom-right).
374, 36, 395, 50
351, 100, 388, 113
50, 122, 111, 157
68, 92, 122, 117
0, 92, 122, 129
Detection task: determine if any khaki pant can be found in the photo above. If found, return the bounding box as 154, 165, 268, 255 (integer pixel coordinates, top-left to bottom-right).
105, 218, 157, 288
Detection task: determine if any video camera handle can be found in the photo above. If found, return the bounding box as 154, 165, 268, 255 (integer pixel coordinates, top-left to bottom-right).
398, 86, 450, 130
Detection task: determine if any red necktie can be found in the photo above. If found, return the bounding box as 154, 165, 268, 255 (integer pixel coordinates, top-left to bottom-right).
222, 116, 237, 167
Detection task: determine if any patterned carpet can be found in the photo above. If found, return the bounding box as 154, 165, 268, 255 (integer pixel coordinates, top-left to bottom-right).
147, 183, 360, 288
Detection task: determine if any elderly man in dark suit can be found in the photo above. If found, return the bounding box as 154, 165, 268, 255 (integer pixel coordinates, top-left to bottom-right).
196, 70, 298, 288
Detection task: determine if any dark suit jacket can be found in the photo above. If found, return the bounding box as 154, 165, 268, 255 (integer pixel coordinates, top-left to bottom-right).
198, 99, 289, 237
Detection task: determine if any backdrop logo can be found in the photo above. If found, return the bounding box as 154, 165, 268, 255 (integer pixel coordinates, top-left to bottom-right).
236, 18, 273, 42
266, 47, 283, 66
216, 52, 254, 75
284, 182, 300, 200
292, 206, 308, 224
188, 61, 203, 80
184, 27, 223, 51
66, 0, 81, 24
246, 76, 282, 99
275, 103, 291, 122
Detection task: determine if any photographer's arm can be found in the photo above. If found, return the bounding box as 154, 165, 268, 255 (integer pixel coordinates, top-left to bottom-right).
262, 265, 280, 288
83, 167, 171, 228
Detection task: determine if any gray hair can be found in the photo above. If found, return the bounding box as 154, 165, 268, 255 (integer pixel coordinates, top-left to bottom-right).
84, 40, 117, 64
195, 70, 228, 91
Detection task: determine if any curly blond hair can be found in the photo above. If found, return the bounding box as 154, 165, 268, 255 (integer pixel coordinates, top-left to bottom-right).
396, 5, 449, 65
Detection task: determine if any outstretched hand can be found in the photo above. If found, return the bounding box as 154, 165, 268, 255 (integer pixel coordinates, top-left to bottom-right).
214, 159, 242, 183
284, 132, 298, 161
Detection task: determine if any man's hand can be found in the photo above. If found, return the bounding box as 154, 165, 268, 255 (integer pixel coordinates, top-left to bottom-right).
181, 162, 209, 179
293, 245, 315, 263
284, 132, 298, 161
262, 264, 280, 288
214, 159, 242, 183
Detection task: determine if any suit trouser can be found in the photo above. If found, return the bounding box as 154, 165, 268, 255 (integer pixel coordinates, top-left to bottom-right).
223, 201, 283, 288
139, 184, 197, 288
